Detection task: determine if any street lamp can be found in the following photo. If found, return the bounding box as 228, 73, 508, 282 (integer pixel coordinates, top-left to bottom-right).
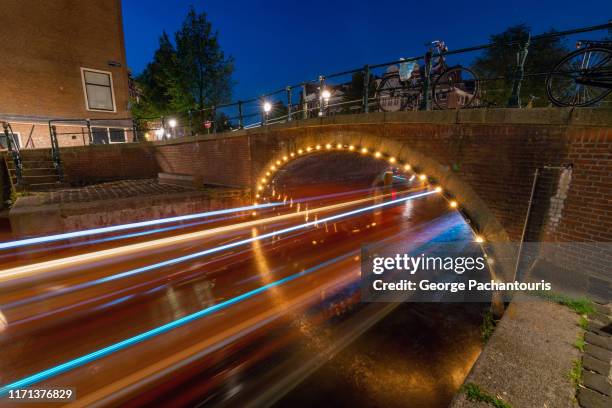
168, 118, 177, 138
320, 89, 331, 117
263, 101, 272, 125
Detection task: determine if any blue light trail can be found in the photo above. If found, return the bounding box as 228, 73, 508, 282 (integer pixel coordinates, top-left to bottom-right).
0, 203, 281, 251
0, 251, 355, 396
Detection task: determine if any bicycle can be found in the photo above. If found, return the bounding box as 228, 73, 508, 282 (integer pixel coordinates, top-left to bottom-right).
375, 40, 480, 111
546, 39, 612, 107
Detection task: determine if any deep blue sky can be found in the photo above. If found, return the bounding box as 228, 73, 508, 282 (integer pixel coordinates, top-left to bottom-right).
122, 0, 611, 101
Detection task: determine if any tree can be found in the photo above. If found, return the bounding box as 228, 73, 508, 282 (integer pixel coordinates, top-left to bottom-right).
472, 24, 569, 107
174, 7, 234, 111
133, 6, 234, 123
132, 32, 178, 117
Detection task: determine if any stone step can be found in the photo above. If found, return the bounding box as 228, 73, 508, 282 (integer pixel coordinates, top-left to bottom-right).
582, 371, 611, 396
20, 149, 53, 156
585, 331, 612, 350
17, 182, 69, 192
585, 343, 612, 363
578, 387, 610, 408
583, 354, 610, 376
19, 175, 60, 184
7, 160, 55, 169
8, 167, 57, 177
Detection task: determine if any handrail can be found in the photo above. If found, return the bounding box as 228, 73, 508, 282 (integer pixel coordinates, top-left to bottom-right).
49, 125, 63, 182
183, 21, 612, 129
1, 121, 23, 186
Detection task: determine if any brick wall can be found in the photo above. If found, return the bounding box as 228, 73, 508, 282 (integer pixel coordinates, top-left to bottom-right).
60, 144, 159, 185
154, 136, 252, 188
0, 0, 129, 120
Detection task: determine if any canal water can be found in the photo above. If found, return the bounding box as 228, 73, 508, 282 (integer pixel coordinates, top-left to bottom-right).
274, 302, 486, 408
269, 153, 488, 408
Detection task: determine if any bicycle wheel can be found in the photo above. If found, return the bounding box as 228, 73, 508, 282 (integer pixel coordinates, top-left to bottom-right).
375, 72, 412, 112
546, 46, 612, 107
432, 66, 479, 109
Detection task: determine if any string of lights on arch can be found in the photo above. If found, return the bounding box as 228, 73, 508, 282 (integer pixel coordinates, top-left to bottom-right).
252, 141, 485, 243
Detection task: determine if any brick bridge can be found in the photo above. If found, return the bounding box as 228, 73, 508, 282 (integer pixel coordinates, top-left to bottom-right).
2, 107, 611, 293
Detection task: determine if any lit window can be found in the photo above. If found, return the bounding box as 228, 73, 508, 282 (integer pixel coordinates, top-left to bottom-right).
81, 68, 115, 111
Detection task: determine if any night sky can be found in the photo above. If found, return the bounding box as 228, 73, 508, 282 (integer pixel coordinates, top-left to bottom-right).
122, 0, 611, 101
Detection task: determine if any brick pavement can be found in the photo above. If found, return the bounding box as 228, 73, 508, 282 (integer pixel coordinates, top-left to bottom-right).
30, 179, 198, 205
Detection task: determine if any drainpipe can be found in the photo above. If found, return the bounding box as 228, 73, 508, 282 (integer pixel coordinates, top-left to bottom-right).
513, 164, 573, 282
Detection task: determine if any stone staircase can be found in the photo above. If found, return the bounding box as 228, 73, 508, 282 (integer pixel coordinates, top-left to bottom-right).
6, 149, 66, 191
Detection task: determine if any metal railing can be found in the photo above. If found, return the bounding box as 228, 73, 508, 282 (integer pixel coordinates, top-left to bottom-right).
1, 121, 23, 185
178, 21, 611, 133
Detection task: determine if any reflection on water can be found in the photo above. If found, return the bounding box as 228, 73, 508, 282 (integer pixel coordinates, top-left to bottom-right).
275, 303, 486, 408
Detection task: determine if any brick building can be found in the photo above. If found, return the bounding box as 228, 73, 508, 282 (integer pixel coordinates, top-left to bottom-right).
0, 0, 133, 148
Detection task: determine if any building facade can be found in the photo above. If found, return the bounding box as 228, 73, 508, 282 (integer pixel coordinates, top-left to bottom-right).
0, 0, 133, 148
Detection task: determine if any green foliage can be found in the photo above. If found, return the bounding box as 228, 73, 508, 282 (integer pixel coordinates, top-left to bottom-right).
579, 316, 588, 330
461, 383, 513, 408
134, 6, 234, 120
532, 291, 595, 315
481, 311, 497, 343
472, 24, 570, 107
569, 360, 583, 388
574, 334, 586, 352
6, 190, 28, 208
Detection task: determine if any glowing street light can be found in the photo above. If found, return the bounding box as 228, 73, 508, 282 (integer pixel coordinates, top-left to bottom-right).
168, 118, 177, 128
319, 88, 332, 117
262, 101, 272, 125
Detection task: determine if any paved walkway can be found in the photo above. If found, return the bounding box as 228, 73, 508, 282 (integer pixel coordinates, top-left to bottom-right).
27, 179, 197, 205
450, 296, 583, 408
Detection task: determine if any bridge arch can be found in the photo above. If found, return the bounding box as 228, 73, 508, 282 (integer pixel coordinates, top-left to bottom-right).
254, 130, 511, 245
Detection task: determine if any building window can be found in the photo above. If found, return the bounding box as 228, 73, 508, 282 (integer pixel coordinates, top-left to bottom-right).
91, 127, 126, 144
1, 131, 21, 149
81, 68, 116, 112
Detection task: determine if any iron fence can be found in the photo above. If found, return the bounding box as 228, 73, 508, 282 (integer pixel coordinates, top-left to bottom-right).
184, 21, 611, 131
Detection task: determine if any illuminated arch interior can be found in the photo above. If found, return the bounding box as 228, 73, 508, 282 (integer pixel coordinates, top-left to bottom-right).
253, 140, 485, 244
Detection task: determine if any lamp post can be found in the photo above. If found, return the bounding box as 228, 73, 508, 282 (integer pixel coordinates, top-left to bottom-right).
168, 118, 177, 138
263, 101, 272, 125
320, 89, 331, 117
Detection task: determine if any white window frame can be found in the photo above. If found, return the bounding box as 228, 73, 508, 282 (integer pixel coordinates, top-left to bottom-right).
90, 127, 127, 144
80, 67, 117, 113
108, 128, 127, 144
